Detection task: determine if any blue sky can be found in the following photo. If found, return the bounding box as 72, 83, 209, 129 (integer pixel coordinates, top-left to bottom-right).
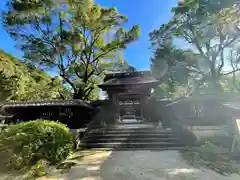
0, 0, 178, 70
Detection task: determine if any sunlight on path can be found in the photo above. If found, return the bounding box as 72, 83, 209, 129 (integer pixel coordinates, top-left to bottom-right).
41, 150, 240, 180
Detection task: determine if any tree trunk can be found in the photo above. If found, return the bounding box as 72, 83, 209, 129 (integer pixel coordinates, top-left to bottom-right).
210, 68, 223, 93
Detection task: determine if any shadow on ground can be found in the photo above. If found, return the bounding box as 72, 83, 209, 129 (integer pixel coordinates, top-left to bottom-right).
1, 149, 240, 180
0, 152, 23, 180
39, 150, 240, 180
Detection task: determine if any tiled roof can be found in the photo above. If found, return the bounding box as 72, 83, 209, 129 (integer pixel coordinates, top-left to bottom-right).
99, 71, 159, 88
104, 71, 152, 80
0, 115, 13, 118
2, 99, 93, 109
90, 100, 106, 107
100, 76, 158, 87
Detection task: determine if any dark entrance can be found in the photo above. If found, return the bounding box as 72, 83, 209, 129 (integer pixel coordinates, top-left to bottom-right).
119, 99, 141, 119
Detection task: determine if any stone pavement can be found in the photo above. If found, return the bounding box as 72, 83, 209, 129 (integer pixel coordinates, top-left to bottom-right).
41, 150, 240, 180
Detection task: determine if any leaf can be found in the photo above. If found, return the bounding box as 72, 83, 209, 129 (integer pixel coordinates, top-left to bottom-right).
3, 0, 140, 100
150, 0, 240, 97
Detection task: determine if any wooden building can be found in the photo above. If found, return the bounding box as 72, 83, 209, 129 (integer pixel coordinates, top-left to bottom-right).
99, 71, 159, 120
1, 71, 160, 128
1, 99, 96, 129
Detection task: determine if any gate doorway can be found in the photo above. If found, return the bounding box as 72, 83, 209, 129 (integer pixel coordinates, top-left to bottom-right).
119, 100, 142, 120
98, 71, 159, 123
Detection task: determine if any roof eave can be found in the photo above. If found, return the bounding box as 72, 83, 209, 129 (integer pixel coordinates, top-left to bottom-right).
2, 100, 94, 109
99, 80, 160, 90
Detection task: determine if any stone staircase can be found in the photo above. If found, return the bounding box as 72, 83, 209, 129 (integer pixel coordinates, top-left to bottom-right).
80, 119, 184, 150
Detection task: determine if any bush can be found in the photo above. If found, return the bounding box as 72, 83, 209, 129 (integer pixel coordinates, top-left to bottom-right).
26, 159, 49, 179
0, 120, 73, 170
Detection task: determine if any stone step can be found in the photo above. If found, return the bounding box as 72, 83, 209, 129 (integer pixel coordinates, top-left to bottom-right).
118, 121, 145, 125
79, 147, 185, 151
88, 130, 173, 135
85, 133, 175, 139
93, 125, 170, 129
114, 124, 158, 128
81, 142, 183, 148
81, 122, 181, 150
106, 128, 171, 131
93, 126, 163, 131
84, 137, 178, 143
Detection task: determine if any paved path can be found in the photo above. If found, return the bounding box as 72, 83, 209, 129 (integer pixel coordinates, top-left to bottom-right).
42, 150, 240, 180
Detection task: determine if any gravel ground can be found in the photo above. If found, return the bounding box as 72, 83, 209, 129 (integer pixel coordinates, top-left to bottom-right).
40, 150, 240, 180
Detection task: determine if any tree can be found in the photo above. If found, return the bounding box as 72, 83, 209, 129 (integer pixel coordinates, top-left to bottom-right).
3, 0, 140, 100
14, 73, 71, 101
150, 0, 240, 96
0, 48, 70, 101
0, 71, 18, 101
150, 36, 202, 97
223, 49, 240, 92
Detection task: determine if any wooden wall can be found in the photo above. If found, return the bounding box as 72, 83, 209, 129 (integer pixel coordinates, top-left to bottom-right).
4, 105, 96, 129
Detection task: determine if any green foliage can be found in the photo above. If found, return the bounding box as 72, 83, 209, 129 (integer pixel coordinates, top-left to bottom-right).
220, 72, 240, 92
150, 0, 240, 97
0, 71, 18, 101
0, 120, 73, 171
3, 0, 140, 100
26, 159, 49, 179
0, 49, 71, 101
181, 142, 240, 175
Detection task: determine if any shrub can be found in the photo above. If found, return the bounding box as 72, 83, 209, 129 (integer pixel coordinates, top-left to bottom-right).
26, 159, 49, 179
0, 120, 73, 170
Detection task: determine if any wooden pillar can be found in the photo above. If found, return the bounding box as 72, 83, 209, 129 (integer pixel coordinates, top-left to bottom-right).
140, 103, 143, 120
115, 97, 120, 121
112, 95, 120, 123
140, 96, 147, 121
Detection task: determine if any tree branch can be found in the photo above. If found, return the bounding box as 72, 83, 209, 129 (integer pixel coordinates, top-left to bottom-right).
188, 74, 209, 96
188, 25, 212, 65
60, 73, 77, 93
82, 26, 90, 62
58, 91, 66, 100
58, 12, 77, 94
75, 70, 82, 79
223, 69, 240, 75
217, 36, 238, 75
218, 50, 224, 74
223, 37, 238, 49
93, 47, 119, 63
230, 50, 240, 91
83, 86, 94, 100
